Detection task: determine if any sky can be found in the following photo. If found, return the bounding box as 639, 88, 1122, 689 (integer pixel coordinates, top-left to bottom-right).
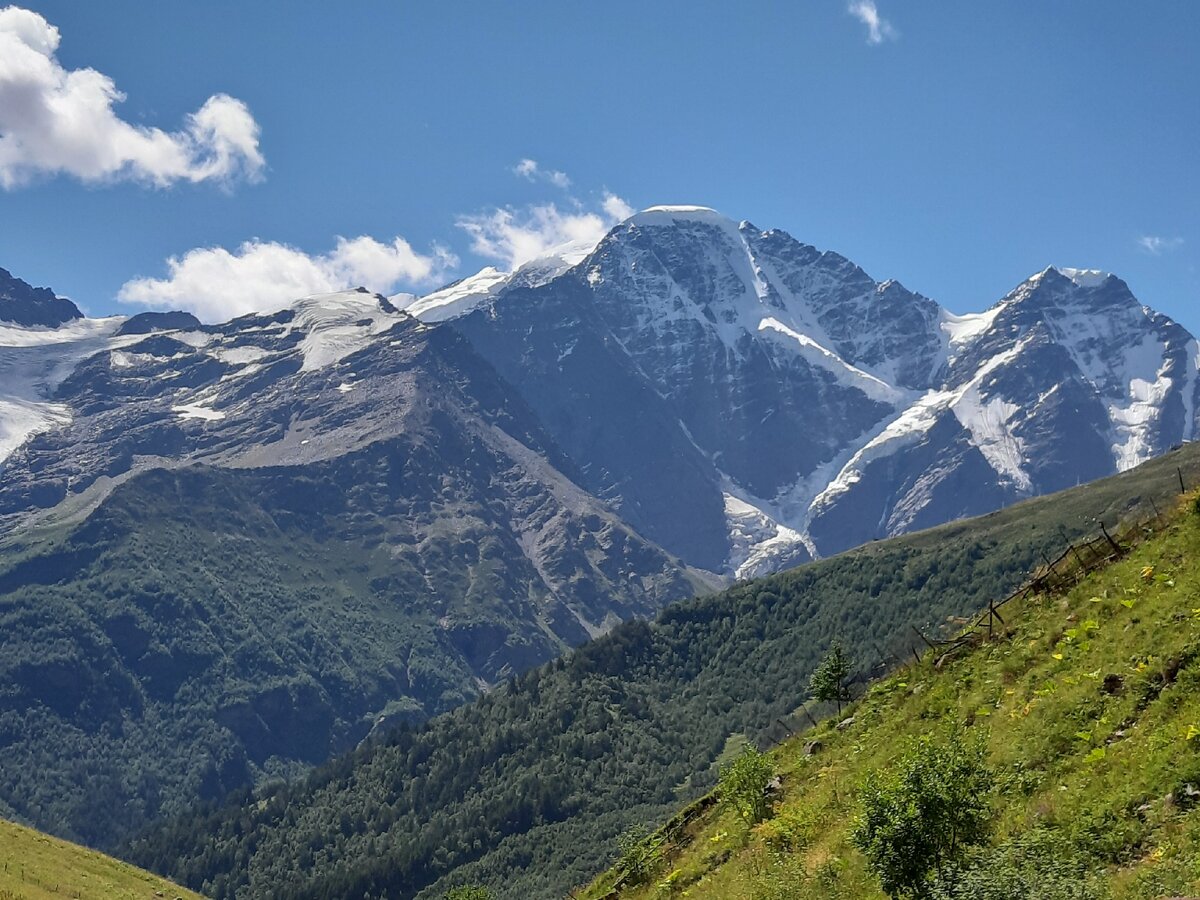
0, 1, 1197, 329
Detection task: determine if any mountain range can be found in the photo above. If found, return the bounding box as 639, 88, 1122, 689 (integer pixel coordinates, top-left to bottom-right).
0, 206, 1196, 845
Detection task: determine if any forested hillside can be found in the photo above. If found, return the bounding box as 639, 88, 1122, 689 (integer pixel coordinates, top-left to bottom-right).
127, 444, 1200, 899
582, 485, 1200, 899
0, 437, 703, 848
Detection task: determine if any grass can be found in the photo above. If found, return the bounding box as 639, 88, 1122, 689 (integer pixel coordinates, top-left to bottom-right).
0, 818, 203, 900
582, 494, 1200, 899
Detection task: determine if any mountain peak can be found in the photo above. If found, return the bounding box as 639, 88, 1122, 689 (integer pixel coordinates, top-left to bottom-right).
0, 266, 83, 327
1047, 266, 1114, 288
628, 205, 733, 228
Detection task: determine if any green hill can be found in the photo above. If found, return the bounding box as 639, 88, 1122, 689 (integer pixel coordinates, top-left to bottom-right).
127, 445, 1200, 899
0, 817, 202, 900
0, 447, 702, 848
582, 492, 1200, 899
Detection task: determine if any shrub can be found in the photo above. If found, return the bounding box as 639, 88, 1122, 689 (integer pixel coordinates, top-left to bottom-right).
930, 829, 1108, 899
615, 822, 660, 885
719, 744, 775, 825
852, 732, 993, 898
444, 886, 494, 900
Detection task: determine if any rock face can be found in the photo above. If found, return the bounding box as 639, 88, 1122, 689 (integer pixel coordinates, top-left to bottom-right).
0, 267, 82, 327
0, 288, 706, 845
406, 208, 1200, 576
3, 214, 1197, 582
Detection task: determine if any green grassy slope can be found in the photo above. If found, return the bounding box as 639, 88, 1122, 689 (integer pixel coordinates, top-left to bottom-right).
583, 493, 1200, 899
0, 818, 203, 900
128, 445, 1200, 899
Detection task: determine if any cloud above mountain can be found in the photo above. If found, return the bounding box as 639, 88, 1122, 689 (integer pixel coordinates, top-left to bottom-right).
1137, 235, 1184, 256
118, 154, 633, 323
0, 6, 264, 188
118, 236, 456, 322
513, 158, 571, 189
456, 192, 634, 270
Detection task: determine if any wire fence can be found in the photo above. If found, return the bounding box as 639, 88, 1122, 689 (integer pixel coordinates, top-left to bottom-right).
764, 465, 1195, 746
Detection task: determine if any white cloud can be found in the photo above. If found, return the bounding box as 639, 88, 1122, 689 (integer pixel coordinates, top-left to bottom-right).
456, 191, 634, 271
512, 157, 571, 189
118, 236, 456, 322
0, 6, 264, 188
1137, 235, 1184, 256
848, 0, 897, 45
602, 192, 636, 222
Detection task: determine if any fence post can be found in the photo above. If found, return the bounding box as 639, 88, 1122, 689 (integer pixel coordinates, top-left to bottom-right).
1069, 543, 1085, 570
1179, 467, 1187, 495
911, 625, 936, 650
1100, 521, 1121, 556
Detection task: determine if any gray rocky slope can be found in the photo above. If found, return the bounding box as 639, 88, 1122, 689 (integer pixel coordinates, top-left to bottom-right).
405, 206, 1200, 576
3, 207, 1197, 584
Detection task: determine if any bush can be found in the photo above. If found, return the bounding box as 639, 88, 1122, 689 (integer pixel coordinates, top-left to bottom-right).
444, 886, 494, 900
614, 822, 660, 885
719, 745, 775, 825
852, 732, 993, 898
930, 829, 1108, 900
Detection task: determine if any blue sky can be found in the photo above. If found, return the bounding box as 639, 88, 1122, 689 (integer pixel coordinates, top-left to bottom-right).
0, 1, 1196, 327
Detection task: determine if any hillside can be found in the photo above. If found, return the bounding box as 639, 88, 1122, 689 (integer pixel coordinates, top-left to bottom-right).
0, 451, 703, 849
582, 486, 1200, 898
0, 817, 202, 900
0, 304, 705, 848
127, 444, 1200, 899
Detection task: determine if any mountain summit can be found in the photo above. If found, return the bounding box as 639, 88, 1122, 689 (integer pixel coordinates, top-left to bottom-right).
0, 267, 82, 327
409, 207, 1200, 575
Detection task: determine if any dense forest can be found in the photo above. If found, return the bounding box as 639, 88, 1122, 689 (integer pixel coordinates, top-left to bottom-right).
0, 430, 700, 847
125, 445, 1200, 899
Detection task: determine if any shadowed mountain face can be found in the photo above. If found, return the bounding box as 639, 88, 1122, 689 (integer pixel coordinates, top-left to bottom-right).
411, 209, 1200, 576
0, 267, 82, 327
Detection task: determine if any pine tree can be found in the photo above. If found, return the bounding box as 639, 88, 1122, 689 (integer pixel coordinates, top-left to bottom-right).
809, 639, 852, 713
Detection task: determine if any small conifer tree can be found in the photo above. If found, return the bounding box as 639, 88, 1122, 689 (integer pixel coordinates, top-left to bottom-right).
809, 639, 853, 713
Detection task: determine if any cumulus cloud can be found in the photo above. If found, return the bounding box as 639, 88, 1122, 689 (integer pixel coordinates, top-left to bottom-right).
1137, 235, 1184, 256
456, 191, 634, 271
512, 157, 571, 189
0, 6, 264, 188
848, 0, 897, 44
118, 236, 456, 322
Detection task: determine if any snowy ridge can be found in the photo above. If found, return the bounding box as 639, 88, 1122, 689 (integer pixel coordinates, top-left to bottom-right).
0, 317, 132, 463
757, 317, 908, 405
1055, 266, 1113, 288
2, 214, 1198, 581
399, 268, 511, 323
287, 290, 406, 371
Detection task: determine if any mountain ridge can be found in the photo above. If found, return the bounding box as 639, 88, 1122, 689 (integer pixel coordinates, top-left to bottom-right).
399, 207, 1200, 575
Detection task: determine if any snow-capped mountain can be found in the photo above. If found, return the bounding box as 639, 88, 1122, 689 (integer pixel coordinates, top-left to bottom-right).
0, 278, 704, 671
408, 206, 1200, 577
1, 207, 1196, 583
0, 212, 1195, 837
